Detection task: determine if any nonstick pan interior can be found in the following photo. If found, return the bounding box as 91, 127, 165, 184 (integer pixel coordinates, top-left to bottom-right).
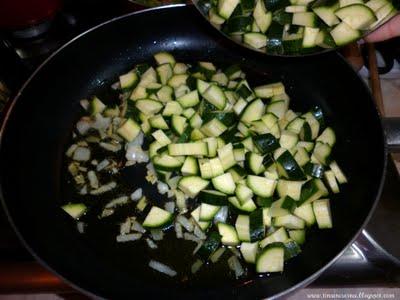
0, 5, 386, 299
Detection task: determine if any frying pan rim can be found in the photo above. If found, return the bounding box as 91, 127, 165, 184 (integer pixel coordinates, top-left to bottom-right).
0, 4, 388, 299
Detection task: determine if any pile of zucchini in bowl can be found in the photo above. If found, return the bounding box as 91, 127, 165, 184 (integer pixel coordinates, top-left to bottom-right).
63, 52, 347, 278
195, 0, 398, 55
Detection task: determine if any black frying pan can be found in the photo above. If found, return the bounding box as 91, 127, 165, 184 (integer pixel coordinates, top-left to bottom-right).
0, 4, 394, 299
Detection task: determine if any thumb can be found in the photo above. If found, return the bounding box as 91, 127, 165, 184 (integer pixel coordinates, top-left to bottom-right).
364, 14, 400, 43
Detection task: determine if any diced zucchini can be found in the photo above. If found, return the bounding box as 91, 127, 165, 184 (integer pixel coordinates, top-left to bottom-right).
143, 206, 173, 228
256, 243, 285, 272
218, 223, 240, 246
117, 119, 141, 142
61, 203, 87, 219
259, 227, 288, 248
240, 242, 259, 263
200, 203, 221, 221
294, 203, 316, 226
178, 176, 209, 198
313, 199, 333, 228
212, 173, 236, 194
247, 175, 277, 197
154, 52, 176, 66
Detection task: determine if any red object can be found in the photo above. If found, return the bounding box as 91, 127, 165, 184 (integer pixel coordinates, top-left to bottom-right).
0, 262, 73, 294
0, 0, 62, 30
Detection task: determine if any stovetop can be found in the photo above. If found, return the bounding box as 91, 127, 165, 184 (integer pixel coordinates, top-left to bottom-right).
0, 0, 399, 291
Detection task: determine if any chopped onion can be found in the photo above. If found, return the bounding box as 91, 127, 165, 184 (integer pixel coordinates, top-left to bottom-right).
96, 159, 110, 171
80, 99, 89, 110
213, 206, 228, 224
77, 222, 85, 234
79, 185, 88, 195
91, 159, 98, 166
100, 208, 114, 218
85, 136, 101, 143
131, 219, 146, 233
193, 226, 207, 240
78, 166, 87, 172
111, 81, 120, 90
105, 196, 129, 209
164, 201, 175, 213
210, 247, 225, 263
191, 259, 203, 274
92, 114, 111, 131
126, 131, 144, 148
100, 142, 122, 152
175, 190, 187, 212
167, 176, 181, 190
87, 171, 99, 189
77, 140, 88, 147
66, 144, 78, 157
146, 238, 158, 249
68, 163, 79, 176
229, 247, 241, 257
126, 145, 149, 163
90, 181, 116, 195
176, 215, 194, 232
76, 119, 92, 135
148, 260, 177, 277
157, 182, 169, 195
130, 188, 142, 201
183, 233, 201, 243
116, 233, 142, 243
150, 229, 164, 241
73, 174, 85, 185
192, 241, 203, 255
120, 218, 131, 235
175, 222, 183, 239
72, 147, 91, 162
228, 256, 245, 278
146, 163, 156, 176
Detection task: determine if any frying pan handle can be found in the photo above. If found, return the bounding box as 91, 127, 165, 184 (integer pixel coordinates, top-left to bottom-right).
383, 117, 400, 153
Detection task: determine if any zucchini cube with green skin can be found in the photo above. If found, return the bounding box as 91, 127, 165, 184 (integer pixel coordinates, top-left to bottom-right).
283, 239, 302, 260
203, 84, 227, 110
240, 242, 259, 263
294, 203, 316, 226
289, 229, 306, 245
235, 215, 251, 242
197, 231, 221, 260
191, 207, 211, 231
335, 4, 377, 30
119, 72, 138, 90
256, 242, 285, 273
117, 118, 141, 142
229, 196, 257, 213
235, 184, 254, 205
61, 203, 87, 219
246, 175, 277, 198
154, 52, 176, 66
143, 206, 173, 229
136, 99, 163, 115
177, 90, 200, 108
218, 223, 240, 246
212, 173, 236, 194
274, 214, 306, 229
259, 227, 288, 248
178, 176, 209, 198
292, 12, 318, 27
200, 203, 221, 221
313, 199, 333, 229
89, 97, 106, 116
218, 0, 241, 19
